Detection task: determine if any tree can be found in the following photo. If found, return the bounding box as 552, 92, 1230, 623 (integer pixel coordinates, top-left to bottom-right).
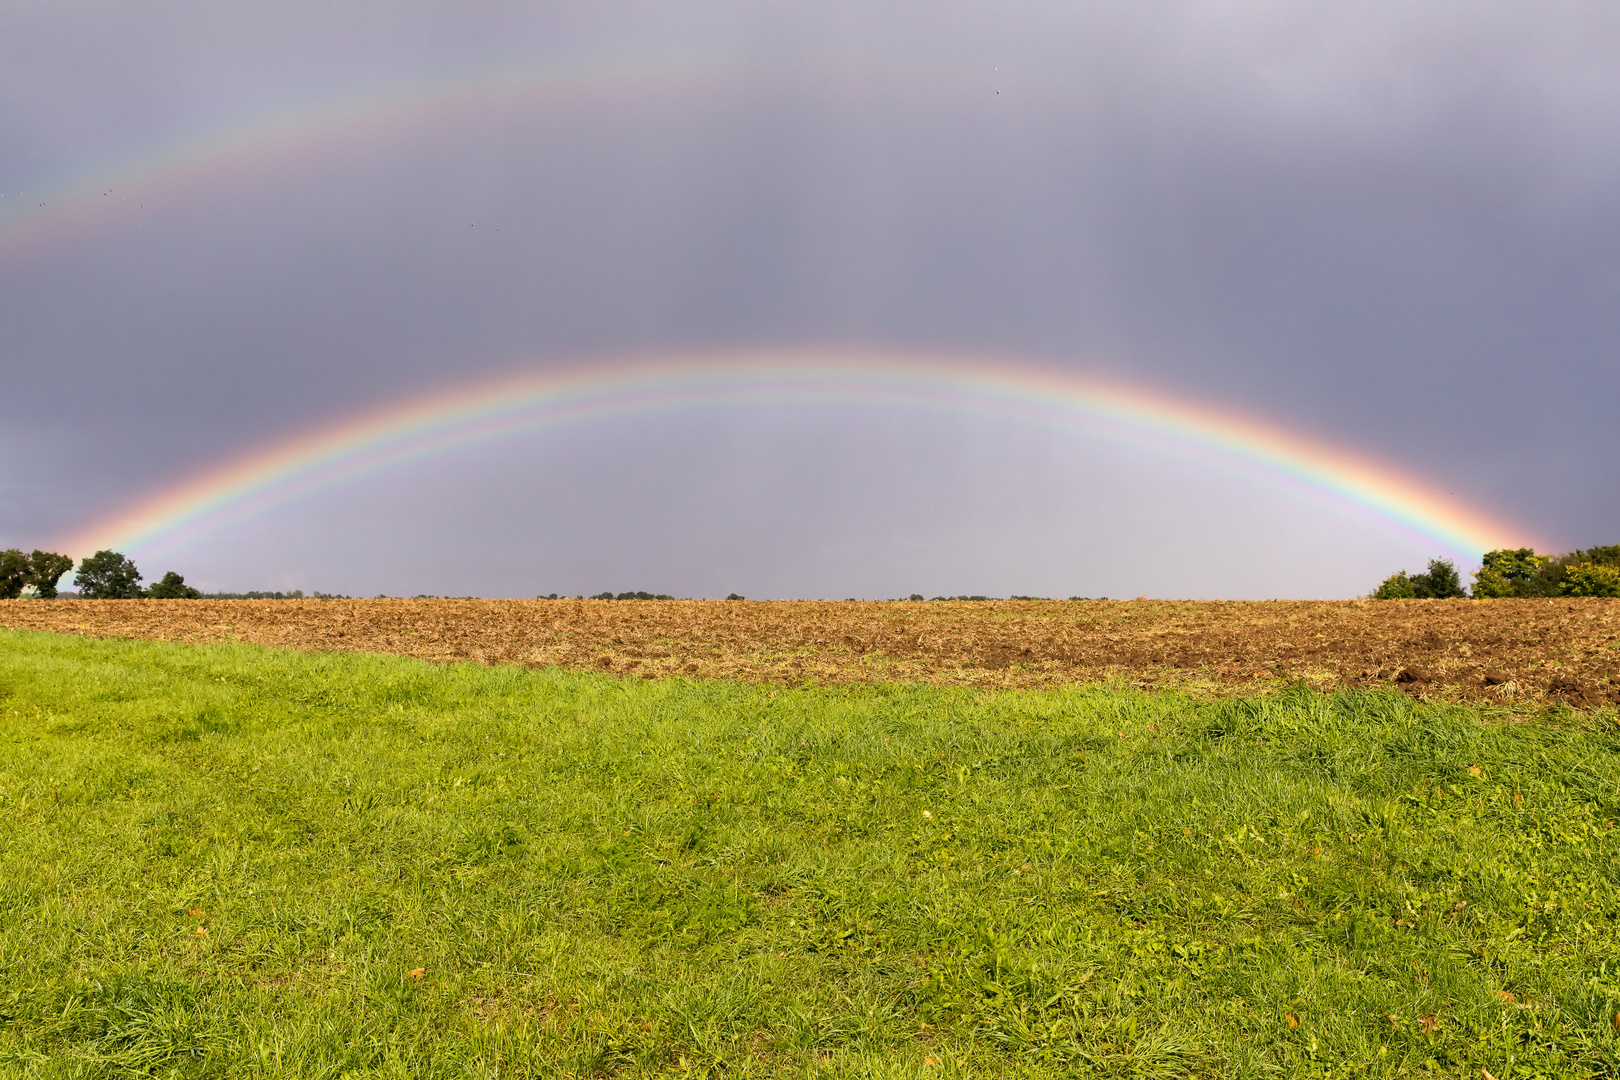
74, 550, 144, 598
27, 551, 74, 598
145, 571, 202, 599
1372, 558, 1466, 599
0, 549, 27, 599
1559, 563, 1620, 598
1471, 548, 1547, 598
1, 549, 75, 599
1412, 559, 1467, 598
1371, 571, 1418, 599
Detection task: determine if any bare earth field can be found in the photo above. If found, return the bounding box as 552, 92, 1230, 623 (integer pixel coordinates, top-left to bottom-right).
5, 596, 1619, 707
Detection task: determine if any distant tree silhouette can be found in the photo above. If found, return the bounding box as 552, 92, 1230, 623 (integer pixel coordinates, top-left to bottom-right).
1, 549, 75, 599
27, 551, 74, 598
0, 549, 26, 599
146, 571, 202, 599
74, 550, 144, 598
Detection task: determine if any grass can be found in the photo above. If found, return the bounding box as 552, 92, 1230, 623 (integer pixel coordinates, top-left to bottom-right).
0, 630, 1617, 1078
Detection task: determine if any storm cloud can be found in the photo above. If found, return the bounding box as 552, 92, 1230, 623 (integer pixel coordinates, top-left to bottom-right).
2, 0, 1616, 597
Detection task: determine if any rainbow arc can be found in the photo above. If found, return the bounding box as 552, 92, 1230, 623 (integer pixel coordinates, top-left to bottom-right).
0, 52, 729, 263
59, 351, 1531, 561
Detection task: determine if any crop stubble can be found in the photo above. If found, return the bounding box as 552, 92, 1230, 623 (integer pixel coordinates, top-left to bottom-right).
5, 597, 1618, 706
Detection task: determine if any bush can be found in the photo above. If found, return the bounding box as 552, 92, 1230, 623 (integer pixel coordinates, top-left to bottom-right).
73, 550, 144, 599
145, 571, 202, 599
1559, 562, 1620, 598
200, 590, 352, 599
1514, 544, 1620, 597
1371, 572, 1418, 599
1372, 558, 1466, 599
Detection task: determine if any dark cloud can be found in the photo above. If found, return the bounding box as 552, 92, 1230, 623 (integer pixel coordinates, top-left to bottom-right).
2, 1, 1616, 596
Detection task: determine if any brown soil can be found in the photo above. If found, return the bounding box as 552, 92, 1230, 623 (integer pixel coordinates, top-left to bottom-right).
4, 598, 1618, 707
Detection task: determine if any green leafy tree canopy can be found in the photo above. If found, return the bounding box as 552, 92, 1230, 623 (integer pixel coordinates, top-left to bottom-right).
1371, 571, 1417, 599
145, 571, 202, 599
1471, 548, 1548, 599
0, 549, 27, 599
74, 550, 144, 599
1372, 558, 1467, 599
1, 549, 76, 599
1560, 563, 1620, 598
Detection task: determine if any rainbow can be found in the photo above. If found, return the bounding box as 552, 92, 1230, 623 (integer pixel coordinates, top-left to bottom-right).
0, 52, 732, 262
60, 351, 1532, 561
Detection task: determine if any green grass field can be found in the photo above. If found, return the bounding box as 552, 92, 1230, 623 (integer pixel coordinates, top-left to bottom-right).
1, 629, 1618, 1078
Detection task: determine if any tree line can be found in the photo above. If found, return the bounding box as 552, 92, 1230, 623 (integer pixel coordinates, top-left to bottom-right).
1374, 544, 1620, 599
0, 548, 201, 599
12, 543, 1617, 603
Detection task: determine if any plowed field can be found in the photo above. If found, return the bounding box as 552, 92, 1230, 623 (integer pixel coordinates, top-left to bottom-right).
7, 597, 1619, 706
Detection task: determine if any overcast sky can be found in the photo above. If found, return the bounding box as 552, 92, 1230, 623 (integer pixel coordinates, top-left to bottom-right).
2, 0, 1616, 598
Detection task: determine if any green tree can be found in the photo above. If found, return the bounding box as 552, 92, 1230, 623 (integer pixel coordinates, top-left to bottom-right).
1, 549, 75, 599
1471, 548, 1548, 598
1372, 558, 1467, 599
145, 571, 202, 599
1371, 571, 1418, 599
1517, 543, 1620, 596
25, 551, 74, 598
0, 549, 27, 599
1559, 563, 1620, 598
1412, 559, 1467, 598
74, 550, 144, 599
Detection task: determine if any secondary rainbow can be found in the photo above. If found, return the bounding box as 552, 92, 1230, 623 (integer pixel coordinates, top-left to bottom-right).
0, 52, 731, 262
60, 351, 1530, 560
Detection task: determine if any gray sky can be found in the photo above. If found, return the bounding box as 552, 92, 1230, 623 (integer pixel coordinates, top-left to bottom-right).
2, 0, 1616, 598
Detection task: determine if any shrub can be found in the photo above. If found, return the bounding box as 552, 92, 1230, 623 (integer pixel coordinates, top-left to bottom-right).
1371, 572, 1418, 599
1514, 544, 1620, 596
1559, 562, 1620, 598
145, 571, 202, 599
1372, 558, 1466, 599
73, 550, 144, 599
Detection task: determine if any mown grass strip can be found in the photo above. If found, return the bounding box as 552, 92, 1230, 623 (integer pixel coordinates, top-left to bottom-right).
1, 629, 1617, 1078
